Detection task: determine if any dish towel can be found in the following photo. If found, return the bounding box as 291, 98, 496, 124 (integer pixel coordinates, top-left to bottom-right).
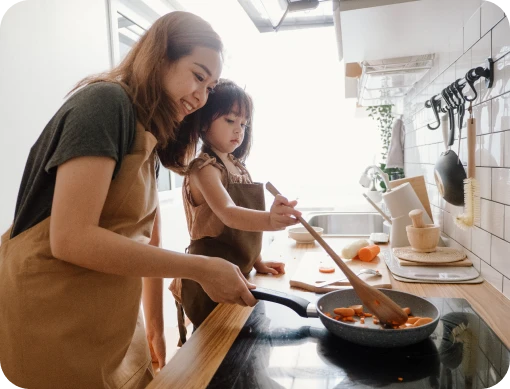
385, 117, 405, 168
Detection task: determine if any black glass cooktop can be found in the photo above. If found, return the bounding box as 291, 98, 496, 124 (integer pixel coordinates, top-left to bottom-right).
207, 297, 509, 389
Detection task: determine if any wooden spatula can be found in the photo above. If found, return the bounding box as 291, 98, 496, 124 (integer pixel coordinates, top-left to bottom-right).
266, 182, 408, 326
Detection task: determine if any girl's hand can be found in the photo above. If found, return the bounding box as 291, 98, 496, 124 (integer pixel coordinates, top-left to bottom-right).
269, 195, 301, 230
147, 331, 166, 371
198, 257, 257, 307
254, 260, 286, 275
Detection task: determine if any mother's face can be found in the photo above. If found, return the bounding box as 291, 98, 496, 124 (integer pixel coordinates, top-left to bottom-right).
162, 46, 223, 122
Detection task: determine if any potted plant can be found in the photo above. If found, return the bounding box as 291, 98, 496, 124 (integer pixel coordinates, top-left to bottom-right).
366, 104, 404, 191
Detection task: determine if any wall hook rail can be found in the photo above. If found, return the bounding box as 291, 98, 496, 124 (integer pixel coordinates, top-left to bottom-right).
424, 57, 493, 129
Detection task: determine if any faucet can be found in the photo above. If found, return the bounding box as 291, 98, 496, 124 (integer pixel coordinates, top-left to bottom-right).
359, 165, 392, 193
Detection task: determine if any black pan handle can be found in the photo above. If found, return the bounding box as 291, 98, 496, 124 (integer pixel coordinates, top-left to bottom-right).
251, 287, 316, 318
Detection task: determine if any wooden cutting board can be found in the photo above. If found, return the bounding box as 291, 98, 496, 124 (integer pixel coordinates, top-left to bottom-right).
396, 256, 473, 267
389, 175, 433, 222
289, 252, 392, 294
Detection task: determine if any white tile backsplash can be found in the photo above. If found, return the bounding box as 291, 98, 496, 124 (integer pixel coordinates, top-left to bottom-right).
405, 6, 510, 301
481, 1, 505, 37
481, 259, 503, 291
472, 226, 492, 262
505, 205, 510, 241
503, 277, 510, 300
473, 100, 491, 135
476, 167, 492, 199
492, 17, 510, 62
480, 132, 504, 166
490, 235, 510, 278
465, 8, 482, 52
480, 198, 505, 237
492, 92, 510, 132
492, 168, 510, 205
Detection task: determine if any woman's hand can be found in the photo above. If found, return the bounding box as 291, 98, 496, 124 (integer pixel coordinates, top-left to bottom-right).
268, 195, 301, 230
147, 330, 166, 371
197, 257, 257, 307
254, 260, 285, 275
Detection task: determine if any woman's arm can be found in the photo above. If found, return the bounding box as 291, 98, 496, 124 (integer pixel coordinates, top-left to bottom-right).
49, 156, 257, 307
142, 206, 166, 368
191, 165, 301, 232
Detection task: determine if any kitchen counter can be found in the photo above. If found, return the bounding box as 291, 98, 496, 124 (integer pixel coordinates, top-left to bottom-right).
146, 232, 510, 389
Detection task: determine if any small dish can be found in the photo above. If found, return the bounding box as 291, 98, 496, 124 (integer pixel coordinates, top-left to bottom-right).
288, 226, 323, 243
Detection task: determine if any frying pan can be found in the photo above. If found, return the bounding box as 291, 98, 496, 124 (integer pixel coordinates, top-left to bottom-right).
251, 287, 439, 348
434, 109, 466, 206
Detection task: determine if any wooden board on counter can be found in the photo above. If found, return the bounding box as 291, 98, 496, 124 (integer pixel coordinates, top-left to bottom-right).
290, 251, 392, 293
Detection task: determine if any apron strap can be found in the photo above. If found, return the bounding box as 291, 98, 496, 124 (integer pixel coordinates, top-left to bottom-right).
175, 301, 188, 346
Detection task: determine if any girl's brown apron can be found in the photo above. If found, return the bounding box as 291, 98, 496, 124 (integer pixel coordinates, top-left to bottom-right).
171, 153, 265, 343
0, 122, 158, 389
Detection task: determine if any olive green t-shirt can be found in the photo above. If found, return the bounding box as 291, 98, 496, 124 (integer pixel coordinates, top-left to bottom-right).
11, 82, 136, 238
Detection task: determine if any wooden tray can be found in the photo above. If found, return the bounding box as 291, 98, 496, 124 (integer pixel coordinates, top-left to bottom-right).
392, 273, 484, 284
396, 256, 473, 267
389, 176, 433, 222
393, 246, 466, 264
289, 252, 392, 294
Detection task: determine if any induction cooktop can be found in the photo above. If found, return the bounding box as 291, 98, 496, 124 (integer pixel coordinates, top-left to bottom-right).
208, 297, 509, 389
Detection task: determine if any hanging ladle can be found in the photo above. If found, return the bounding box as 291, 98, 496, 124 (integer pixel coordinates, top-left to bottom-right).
265, 182, 408, 326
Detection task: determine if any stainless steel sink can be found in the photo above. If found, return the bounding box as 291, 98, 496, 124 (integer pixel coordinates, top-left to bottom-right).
307, 212, 384, 236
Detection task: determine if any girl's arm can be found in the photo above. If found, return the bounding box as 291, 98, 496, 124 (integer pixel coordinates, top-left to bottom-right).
49, 156, 257, 307
142, 206, 166, 369
192, 165, 301, 232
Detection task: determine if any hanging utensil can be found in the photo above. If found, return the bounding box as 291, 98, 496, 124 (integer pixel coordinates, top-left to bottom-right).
434, 111, 466, 206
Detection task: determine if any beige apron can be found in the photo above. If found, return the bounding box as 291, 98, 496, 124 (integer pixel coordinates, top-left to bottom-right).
0, 122, 158, 389
171, 152, 265, 344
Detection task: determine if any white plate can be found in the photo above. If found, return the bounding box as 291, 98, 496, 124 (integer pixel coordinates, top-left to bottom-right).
288, 226, 323, 243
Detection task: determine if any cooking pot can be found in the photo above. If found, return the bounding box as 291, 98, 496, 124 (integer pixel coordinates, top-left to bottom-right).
251, 287, 440, 348
434, 112, 466, 206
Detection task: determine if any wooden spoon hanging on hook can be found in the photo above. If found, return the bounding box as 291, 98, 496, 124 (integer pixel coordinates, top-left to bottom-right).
266, 182, 408, 326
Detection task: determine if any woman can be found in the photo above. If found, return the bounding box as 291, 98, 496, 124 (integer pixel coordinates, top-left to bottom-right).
0, 11, 273, 389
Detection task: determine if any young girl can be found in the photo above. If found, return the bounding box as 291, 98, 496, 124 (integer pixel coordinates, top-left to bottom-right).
0, 13, 259, 389
170, 80, 301, 342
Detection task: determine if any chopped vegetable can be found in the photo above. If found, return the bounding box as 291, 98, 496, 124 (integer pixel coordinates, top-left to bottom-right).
341, 239, 370, 259
357, 244, 381, 262
319, 266, 335, 274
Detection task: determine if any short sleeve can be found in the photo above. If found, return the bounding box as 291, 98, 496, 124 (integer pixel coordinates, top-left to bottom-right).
45, 83, 136, 179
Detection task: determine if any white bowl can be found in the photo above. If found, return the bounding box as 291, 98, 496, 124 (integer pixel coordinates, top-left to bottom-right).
288, 226, 324, 243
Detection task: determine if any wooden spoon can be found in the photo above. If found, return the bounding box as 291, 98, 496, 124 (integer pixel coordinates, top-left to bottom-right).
266, 182, 408, 326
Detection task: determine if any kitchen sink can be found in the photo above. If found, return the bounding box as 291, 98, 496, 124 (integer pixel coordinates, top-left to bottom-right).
307, 212, 384, 236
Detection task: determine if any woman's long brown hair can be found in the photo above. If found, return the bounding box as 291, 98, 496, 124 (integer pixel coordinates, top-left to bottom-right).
70, 11, 223, 174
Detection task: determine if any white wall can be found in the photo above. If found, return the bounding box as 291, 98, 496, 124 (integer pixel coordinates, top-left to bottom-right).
405, 5, 510, 383
0, 0, 111, 232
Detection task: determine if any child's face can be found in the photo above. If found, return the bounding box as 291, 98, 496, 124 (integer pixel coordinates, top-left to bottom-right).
205, 107, 248, 154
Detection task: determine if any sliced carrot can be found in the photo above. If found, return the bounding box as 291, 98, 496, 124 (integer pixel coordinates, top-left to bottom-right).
357, 244, 381, 262
398, 377, 403, 381
406, 317, 419, 324
403, 307, 411, 315
333, 308, 355, 317
413, 317, 433, 327
363, 312, 373, 317
324, 312, 332, 318
349, 305, 363, 314
319, 266, 335, 273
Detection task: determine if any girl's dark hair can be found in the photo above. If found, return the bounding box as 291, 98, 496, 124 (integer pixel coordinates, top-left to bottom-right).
70, 11, 223, 174
191, 79, 253, 162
